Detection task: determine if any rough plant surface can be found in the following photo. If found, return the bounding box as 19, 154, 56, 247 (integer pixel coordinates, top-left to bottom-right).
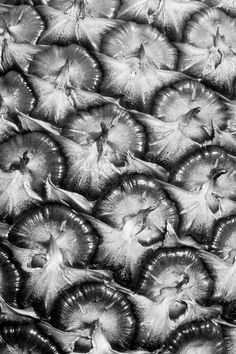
0, 0, 236, 353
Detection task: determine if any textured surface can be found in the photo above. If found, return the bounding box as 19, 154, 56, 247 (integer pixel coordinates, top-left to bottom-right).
0, 0, 236, 353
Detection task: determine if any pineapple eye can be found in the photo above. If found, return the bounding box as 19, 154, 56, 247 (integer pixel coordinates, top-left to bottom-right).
60, 104, 147, 200
0, 71, 35, 117
0, 132, 65, 191
136, 247, 212, 305
161, 178, 236, 244
38, 0, 119, 50
28, 44, 102, 126
0, 132, 65, 220
94, 173, 178, 232
177, 8, 236, 97
50, 282, 136, 351
117, 0, 205, 41
152, 80, 227, 143
9, 203, 98, 268
0, 5, 44, 72
0, 5, 44, 44
0, 243, 22, 306
99, 21, 181, 112
29, 44, 101, 92
170, 146, 236, 201
90, 174, 178, 284
0, 323, 63, 354
140, 79, 228, 169
160, 320, 225, 354
62, 103, 146, 165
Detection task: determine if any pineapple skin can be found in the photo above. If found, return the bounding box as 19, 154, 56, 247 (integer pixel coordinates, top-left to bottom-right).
0, 0, 235, 353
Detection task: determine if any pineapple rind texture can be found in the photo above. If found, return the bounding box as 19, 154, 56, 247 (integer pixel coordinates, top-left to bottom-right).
0, 0, 236, 353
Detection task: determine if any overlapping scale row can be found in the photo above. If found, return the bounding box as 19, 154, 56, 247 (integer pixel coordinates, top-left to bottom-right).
0, 0, 236, 353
